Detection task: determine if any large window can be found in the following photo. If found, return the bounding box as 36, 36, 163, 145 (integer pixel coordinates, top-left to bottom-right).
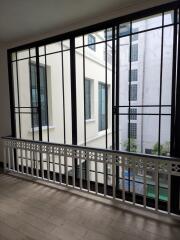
9, 3, 179, 157
9, 2, 180, 213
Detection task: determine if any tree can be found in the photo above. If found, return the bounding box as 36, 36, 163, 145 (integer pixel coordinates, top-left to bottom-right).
123, 138, 137, 152
152, 141, 170, 156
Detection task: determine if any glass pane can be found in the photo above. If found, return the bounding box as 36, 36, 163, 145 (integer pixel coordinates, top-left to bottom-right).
161, 26, 173, 105
160, 116, 171, 156
164, 11, 174, 25
17, 49, 29, 60
46, 42, 61, 54
132, 13, 162, 32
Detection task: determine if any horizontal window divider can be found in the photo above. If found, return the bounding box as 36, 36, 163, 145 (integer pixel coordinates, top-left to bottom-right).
14, 106, 38, 109
115, 105, 172, 107
115, 113, 171, 116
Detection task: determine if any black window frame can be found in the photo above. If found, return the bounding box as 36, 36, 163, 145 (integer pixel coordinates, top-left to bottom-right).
8, 1, 180, 158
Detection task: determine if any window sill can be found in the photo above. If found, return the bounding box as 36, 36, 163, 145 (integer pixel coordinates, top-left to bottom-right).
98, 128, 111, 135
86, 119, 95, 123
29, 126, 55, 133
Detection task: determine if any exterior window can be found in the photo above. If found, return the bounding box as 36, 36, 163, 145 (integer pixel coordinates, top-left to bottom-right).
106, 29, 112, 40
104, 45, 112, 65
30, 64, 48, 128
130, 84, 137, 101
129, 122, 137, 139
132, 28, 138, 41
120, 24, 130, 36
98, 83, 107, 131
88, 34, 96, 51
130, 69, 138, 82
131, 44, 138, 62
129, 108, 137, 120
85, 79, 91, 120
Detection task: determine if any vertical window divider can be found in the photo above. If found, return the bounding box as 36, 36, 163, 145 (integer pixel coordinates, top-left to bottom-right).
175, 6, 180, 157
15, 52, 21, 138
128, 21, 133, 193
115, 25, 120, 192
61, 41, 66, 144
8, 51, 16, 138
8, 50, 17, 171
83, 35, 87, 180
83, 35, 87, 146
28, 49, 34, 140
170, 9, 177, 156
128, 22, 132, 152
158, 13, 164, 155
105, 29, 108, 149
44, 46, 50, 142
35, 47, 42, 172
70, 37, 78, 179
112, 26, 115, 150
35, 47, 42, 141
116, 26, 120, 150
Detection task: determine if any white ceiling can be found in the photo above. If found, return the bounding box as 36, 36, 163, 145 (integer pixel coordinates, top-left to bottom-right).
0, 0, 173, 44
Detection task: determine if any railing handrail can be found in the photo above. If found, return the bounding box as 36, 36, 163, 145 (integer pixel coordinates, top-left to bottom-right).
2, 136, 180, 162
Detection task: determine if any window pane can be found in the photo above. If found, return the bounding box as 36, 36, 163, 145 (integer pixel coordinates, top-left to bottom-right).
130, 69, 138, 82
99, 83, 106, 131
129, 108, 137, 120
88, 34, 96, 51
130, 84, 137, 101
131, 44, 138, 62
85, 79, 91, 120
132, 13, 162, 32
129, 122, 137, 139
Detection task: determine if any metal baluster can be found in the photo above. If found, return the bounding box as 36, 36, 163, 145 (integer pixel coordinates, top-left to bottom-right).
168, 161, 171, 214
104, 153, 107, 197
53, 148, 55, 181
87, 152, 90, 192
25, 146, 28, 175
95, 152, 98, 194
59, 154, 62, 184
132, 159, 136, 204
155, 160, 159, 211
11, 147, 15, 171
47, 149, 50, 180
122, 156, 125, 202
143, 158, 147, 208
112, 155, 116, 199
65, 148, 68, 186
80, 156, 83, 190
41, 146, 44, 179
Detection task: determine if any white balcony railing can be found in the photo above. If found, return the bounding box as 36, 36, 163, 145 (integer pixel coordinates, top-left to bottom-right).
2, 137, 180, 216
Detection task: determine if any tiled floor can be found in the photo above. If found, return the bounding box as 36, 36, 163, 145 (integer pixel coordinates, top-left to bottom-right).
0, 173, 180, 240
